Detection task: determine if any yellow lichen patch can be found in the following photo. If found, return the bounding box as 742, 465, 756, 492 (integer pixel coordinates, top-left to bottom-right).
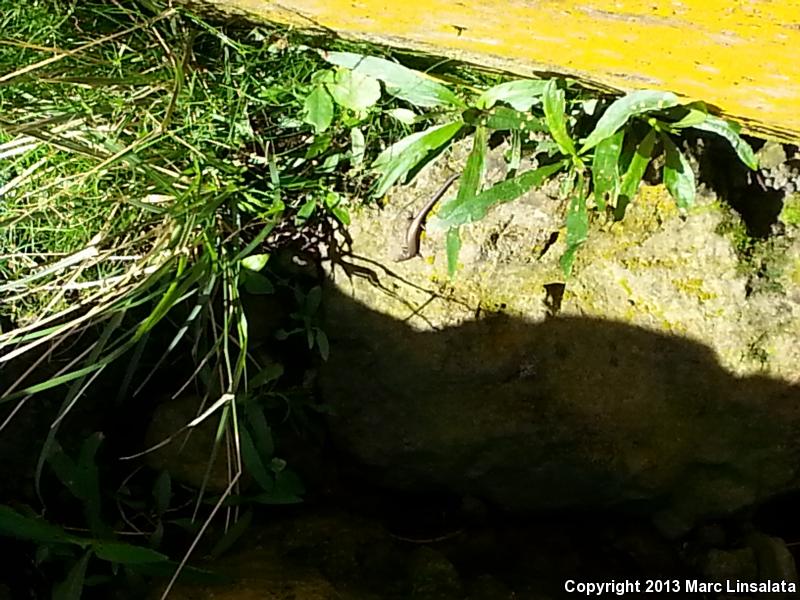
789, 260, 800, 287
204, 0, 800, 140
671, 277, 717, 303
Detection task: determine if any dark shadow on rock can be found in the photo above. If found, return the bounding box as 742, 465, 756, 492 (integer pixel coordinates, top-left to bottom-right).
318, 271, 800, 538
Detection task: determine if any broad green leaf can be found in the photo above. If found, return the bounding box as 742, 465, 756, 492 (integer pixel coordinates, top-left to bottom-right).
306, 326, 314, 350
581, 90, 679, 152
326, 69, 381, 113
371, 120, 463, 197
241, 270, 274, 295
240, 427, 273, 491
302, 85, 333, 133
331, 206, 350, 226
433, 161, 566, 228
692, 116, 758, 169
323, 190, 347, 224
241, 253, 269, 272
560, 179, 589, 276
46, 441, 78, 498
482, 106, 547, 132
0, 505, 76, 545
591, 129, 624, 211
320, 153, 341, 172
477, 79, 547, 111
297, 197, 317, 219
663, 101, 708, 129
311, 69, 335, 85
52, 551, 91, 600
322, 51, 462, 108
92, 542, 168, 564
543, 80, 577, 157
615, 128, 657, 219
446, 227, 462, 279
661, 134, 696, 209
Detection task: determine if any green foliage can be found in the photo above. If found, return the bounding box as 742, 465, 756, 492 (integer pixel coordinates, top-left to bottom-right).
543, 80, 578, 160
321, 51, 463, 108
277, 285, 328, 360
301, 46, 757, 277
580, 90, 679, 152
371, 121, 464, 197
0, 3, 328, 596
0, 438, 173, 598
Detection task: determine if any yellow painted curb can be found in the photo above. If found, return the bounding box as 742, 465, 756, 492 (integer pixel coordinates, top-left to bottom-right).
198, 0, 800, 141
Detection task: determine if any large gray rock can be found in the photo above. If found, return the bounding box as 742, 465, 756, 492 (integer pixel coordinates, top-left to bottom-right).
319, 154, 800, 537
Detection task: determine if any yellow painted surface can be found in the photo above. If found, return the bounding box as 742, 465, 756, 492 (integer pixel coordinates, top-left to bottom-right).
203, 0, 800, 141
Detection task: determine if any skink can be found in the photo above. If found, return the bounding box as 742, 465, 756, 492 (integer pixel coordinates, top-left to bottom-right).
394, 173, 460, 262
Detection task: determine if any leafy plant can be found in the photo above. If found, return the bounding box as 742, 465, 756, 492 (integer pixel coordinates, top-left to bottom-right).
0, 3, 327, 596
305, 52, 758, 277
276, 285, 329, 360
0, 437, 225, 599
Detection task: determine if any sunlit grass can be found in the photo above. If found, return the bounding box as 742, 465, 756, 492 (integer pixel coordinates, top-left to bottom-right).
0, 1, 336, 593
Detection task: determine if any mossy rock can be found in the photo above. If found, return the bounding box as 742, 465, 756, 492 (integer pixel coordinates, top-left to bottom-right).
320, 173, 800, 536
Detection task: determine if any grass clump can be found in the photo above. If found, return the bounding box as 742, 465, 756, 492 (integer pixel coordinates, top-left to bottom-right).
0, 2, 348, 595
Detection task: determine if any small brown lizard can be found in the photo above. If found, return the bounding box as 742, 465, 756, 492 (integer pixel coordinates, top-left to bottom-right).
394, 173, 460, 262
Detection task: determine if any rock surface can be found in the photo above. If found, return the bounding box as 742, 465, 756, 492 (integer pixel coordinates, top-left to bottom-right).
319, 152, 800, 536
